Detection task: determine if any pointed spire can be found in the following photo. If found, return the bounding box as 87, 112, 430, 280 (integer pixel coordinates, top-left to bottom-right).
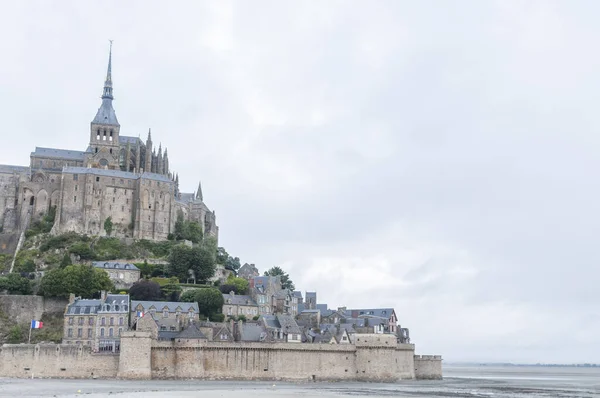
164, 147, 168, 156
102, 40, 114, 100
147, 128, 152, 142
196, 181, 203, 201
158, 143, 162, 155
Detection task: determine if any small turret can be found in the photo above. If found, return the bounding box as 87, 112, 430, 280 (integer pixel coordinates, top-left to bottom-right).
145, 128, 153, 172
196, 181, 203, 201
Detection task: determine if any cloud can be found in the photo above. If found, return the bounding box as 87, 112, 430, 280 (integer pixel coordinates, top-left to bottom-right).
0, 0, 598, 363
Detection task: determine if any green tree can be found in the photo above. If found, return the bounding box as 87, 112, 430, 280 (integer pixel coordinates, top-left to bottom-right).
104, 217, 113, 236
224, 274, 248, 294
180, 287, 224, 318
161, 277, 182, 301
168, 241, 216, 284
0, 273, 33, 295
129, 279, 162, 301
60, 253, 72, 268
173, 211, 203, 243
216, 247, 241, 271
264, 266, 295, 291
39, 264, 114, 298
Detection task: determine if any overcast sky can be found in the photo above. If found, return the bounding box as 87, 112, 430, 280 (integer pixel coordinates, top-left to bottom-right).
1, 1, 598, 363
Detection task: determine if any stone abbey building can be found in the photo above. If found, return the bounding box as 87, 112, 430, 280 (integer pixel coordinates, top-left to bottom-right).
0, 45, 217, 241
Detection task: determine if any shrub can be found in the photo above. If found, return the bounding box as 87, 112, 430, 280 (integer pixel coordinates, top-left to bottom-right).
7, 325, 24, 343
69, 242, 95, 260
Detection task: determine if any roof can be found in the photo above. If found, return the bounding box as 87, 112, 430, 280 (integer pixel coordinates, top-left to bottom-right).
132, 300, 199, 313
104, 294, 130, 305
348, 308, 395, 319
240, 322, 269, 342
276, 314, 302, 334
0, 164, 29, 174
177, 323, 207, 339
31, 147, 87, 161
222, 294, 257, 306
292, 291, 303, 299
63, 166, 137, 180
305, 292, 316, 298
140, 172, 172, 183
316, 304, 328, 311
92, 98, 119, 125
119, 136, 143, 146
66, 299, 101, 315
92, 261, 139, 271
157, 331, 179, 340
178, 192, 195, 203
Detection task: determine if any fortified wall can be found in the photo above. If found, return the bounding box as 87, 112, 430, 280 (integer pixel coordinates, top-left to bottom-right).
0, 295, 67, 325
0, 332, 442, 381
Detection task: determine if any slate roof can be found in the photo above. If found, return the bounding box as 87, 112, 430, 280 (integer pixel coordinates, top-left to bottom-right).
276, 314, 302, 334
92, 98, 119, 125
63, 166, 137, 180
292, 291, 303, 299
222, 293, 257, 306
66, 299, 101, 315
348, 308, 395, 319
93, 261, 139, 271
0, 164, 29, 174
132, 300, 199, 313
177, 193, 195, 203
31, 147, 87, 161
177, 323, 207, 339
119, 136, 143, 146
104, 294, 130, 306
157, 331, 179, 340
239, 322, 269, 342
140, 172, 172, 183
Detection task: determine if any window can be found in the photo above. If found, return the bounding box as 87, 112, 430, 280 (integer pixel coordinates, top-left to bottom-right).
100, 328, 105, 337
118, 328, 122, 336
88, 328, 92, 338
73, 174, 78, 181
120, 179, 124, 184
68, 328, 73, 337
73, 196, 77, 203
75, 185, 78, 191
110, 317, 114, 326
109, 328, 113, 337
77, 328, 82, 337
101, 317, 106, 326
95, 147, 98, 153
69, 317, 74, 325
88, 317, 93, 326
112, 197, 115, 203
163, 310, 168, 318
78, 317, 84, 325
96, 177, 100, 182
119, 317, 123, 325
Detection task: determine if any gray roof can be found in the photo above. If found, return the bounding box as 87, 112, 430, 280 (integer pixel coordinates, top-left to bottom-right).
262, 315, 280, 329
222, 294, 257, 306
105, 294, 129, 305
67, 299, 101, 315
140, 172, 172, 183
276, 314, 302, 334
240, 322, 269, 342
63, 166, 137, 180
178, 193, 195, 202
93, 261, 139, 271
31, 147, 87, 161
119, 136, 143, 146
157, 330, 179, 340
177, 323, 207, 339
0, 164, 29, 174
292, 291, 303, 299
348, 308, 395, 319
92, 98, 119, 125
132, 300, 199, 313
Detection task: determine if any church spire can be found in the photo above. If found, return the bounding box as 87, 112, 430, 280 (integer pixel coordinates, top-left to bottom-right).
196, 181, 203, 201
102, 40, 114, 100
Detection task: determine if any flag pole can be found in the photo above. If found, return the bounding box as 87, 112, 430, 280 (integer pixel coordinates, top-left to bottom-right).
28, 320, 32, 344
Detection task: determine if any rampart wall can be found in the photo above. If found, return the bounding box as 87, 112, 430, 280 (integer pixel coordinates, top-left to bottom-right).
0, 344, 118, 378
414, 354, 443, 380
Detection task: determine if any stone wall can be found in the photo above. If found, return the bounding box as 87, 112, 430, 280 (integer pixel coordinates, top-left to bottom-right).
0, 344, 118, 378
414, 355, 443, 380
0, 295, 68, 325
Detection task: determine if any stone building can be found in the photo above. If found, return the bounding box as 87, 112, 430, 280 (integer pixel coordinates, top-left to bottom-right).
249, 275, 281, 315
63, 292, 129, 352
130, 300, 199, 333
238, 263, 259, 280
0, 44, 218, 242
222, 292, 259, 318
92, 261, 140, 289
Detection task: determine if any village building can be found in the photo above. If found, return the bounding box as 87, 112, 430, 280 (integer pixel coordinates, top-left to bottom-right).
130, 300, 199, 333
92, 261, 140, 289
222, 292, 259, 318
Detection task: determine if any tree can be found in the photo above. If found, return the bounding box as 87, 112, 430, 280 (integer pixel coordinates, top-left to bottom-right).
168, 243, 215, 283
180, 287, 224, 318
216, 247, 241, 272
223, 274, 248, 295
173, 211, 203, 243
264, 266, 295, 291
0, 273, 33, 295
39, 264, 114, 298
161, 277, 182, 301
129, 279, 162, 301
104, 217, 113, 236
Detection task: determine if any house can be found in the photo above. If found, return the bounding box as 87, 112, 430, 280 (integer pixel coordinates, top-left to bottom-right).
261, 314, 302, 343
273, 289, 294, 315
298, 309, 321, 326
249, 276, 281, 315
305, 292, 317, 310
92, 261, 140, 288
63, 291, 129, 352
222, 292, 259, 319
347, 308, 398, 333
237, 321, 272, 343
130, 300, 199, 332
238, 263, 259, 280
135, 312, 207, 342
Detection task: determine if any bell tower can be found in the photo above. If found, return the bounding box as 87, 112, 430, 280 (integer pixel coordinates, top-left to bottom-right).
88, 41, 120, 169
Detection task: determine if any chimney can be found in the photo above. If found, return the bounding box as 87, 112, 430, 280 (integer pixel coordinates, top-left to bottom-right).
100, 290, 107, 301
69, 293, 76, 304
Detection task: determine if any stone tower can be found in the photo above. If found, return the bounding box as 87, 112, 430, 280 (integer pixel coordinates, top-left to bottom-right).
145, 129, 152, 173
87, 42, 121, 169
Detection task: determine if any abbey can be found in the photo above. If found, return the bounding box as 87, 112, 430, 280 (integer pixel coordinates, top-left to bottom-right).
0, 45, 217, 241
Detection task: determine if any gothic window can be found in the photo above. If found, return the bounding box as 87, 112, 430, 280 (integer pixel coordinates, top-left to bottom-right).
96, 177, 100, 182
99, 158, 108, 166
95, 147, 98, 153
97, 130, 101, 140
75, 185, 78, 191
73, 196, 77, 203
73, 174, 78, 181
109, 130, 113, 142
103, 130, 107, 140
109, 148, 112, 154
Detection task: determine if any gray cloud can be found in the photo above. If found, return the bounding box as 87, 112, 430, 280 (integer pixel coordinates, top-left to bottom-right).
1, 0, 598, 363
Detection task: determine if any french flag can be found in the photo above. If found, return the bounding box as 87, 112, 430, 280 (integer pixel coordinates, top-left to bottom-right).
31, 320, 43, 329
136, 311, 144, 317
